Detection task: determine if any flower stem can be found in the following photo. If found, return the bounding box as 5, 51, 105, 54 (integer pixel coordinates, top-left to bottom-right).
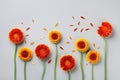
80, 53, 84, 80
14, 44, 18, 80
41, 60, 46, 80
104, 38, 107, 80
24, 62, 27, 80
92, 64, 94, 80
68, 71, 71, 80
54, 44, 58, 80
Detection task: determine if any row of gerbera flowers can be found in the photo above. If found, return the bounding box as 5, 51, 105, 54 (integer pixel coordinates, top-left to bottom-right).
8, 21, 112, 80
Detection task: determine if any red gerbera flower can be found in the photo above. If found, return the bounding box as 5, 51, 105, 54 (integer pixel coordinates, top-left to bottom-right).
97, 22, 112, 37
9, 28, 24, 44
35, 44, 50, 60
60, 55, 76, 71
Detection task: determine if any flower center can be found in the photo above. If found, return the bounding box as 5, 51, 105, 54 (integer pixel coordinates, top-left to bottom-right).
65, 60, 71, 66
90, 53, 97, 60
78, 41, 85, 49
39, 48, 46, 55
13, 33, 19, 39
52, 33, 58, 40
21, 51, 28, 58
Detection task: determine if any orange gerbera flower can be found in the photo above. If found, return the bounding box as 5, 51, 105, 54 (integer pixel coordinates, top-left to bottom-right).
48, 30, 62, 44
97, 22, 112, 37
86, 50, 100, 64
35, 44, 50, 60
60, 55, 76, 71
75, 38, 89, 53
9, 28, 24, 44
18, 47, 32, 61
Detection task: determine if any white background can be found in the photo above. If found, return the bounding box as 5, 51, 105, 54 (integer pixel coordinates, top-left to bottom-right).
0, 0, 120, 80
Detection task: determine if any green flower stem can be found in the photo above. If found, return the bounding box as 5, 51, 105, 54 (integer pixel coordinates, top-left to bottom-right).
92, 64, 94, 80
80, 53, 84, 80
54, 44, 58, 80
41, 60, 46, 80
104, 38, 107, 80
24, 62, 27, 80
68, 71, 71, 80
14, 44, 18, 80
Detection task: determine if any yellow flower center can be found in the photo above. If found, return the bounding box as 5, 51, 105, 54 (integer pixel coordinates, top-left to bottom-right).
13, 33, 19, 39
78, 41, 85, 49
51, 33, 58, 40
21, 51, 28, 58
90, 53, 97, 60
65, 60, 71, 66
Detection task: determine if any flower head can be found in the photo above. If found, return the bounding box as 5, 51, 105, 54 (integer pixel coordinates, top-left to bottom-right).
48, 30, 62, 44
18, 47, 32, 61
75, 38, 89, 53
9, 28, 24, 44
60, 55, 76, 71
97, 22, 112, 38
86, 50, 100, 64
35, 44, 50, 60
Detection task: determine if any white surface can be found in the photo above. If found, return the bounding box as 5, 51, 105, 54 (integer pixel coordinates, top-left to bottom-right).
0, 0, 120, 80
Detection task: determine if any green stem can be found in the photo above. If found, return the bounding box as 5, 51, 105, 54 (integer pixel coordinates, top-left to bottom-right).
41, 60, 46, 80
14, 44, 18, 80
68, 71, 71, 80
92, 64, 94, 80
54, 44, 58, 80
24, 62, 27, 80
104, 38, 107, 80
80, 53, 84, 80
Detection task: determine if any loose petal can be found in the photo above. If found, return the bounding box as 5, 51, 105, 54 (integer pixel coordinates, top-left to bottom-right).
25, 34, 29, 37
26, 27, 30, 31
74, 28, 78, 32
93, 43, 96, 48
85, 28, 90, 31
71, 50, 76, 52
30, 41, 35, 45
69, 36, 72, 40
48, 59, 52, 64
21, 22, 24, 25
80, 28, 84, 32
42, 27, 48, 31
59, 46, 64, 50
78, 21, 80, 25
32, 19, 35, 23
80, 16, 85, 19
90, 23, 94, 27
72, 16, 75, 19
69, 24, 74, 26
65, 42, 70, 44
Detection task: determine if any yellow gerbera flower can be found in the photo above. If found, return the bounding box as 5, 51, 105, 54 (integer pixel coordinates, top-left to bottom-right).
48, 30, 62, 44
18, 47, 32, 61
74, 38, 89, 53
86, 50, 100, 64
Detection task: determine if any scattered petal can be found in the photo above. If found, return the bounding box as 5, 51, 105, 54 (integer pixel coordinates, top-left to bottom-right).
93, 43, 96, 48
71, 50, 76, 52
65, 42, 70, 44
26, 27, 30, 31
80, 16, 85, 19
74, 28, 78, 32
42, 27, 48, 31
69, 36, 72, 40
90, 23, 94, 27
21, 22, 24, 25
31, 61, 35, 64
78, 21, 80, 25
40, 37, 45, 40
48, 59, 52, 64
25, 34, 29, 37
32, 19, 35, 23
55, 22, 59, 27
80, 28, 84, 32
72, 16, 75, 19
59, 46, 64, 50
85, 28, 90, 31
69, 24, 74, 26
30, 41, 35, 45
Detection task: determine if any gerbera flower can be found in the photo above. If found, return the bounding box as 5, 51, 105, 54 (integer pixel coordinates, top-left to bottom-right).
48, 30, 62, 44
35, 44, 50, 60
97, 22, 112, 38
74, 38, 89, 53
60, 55, 75, 71
86, 50, 100, 64
9, 28, 24, 44
18, 47, 32, 61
